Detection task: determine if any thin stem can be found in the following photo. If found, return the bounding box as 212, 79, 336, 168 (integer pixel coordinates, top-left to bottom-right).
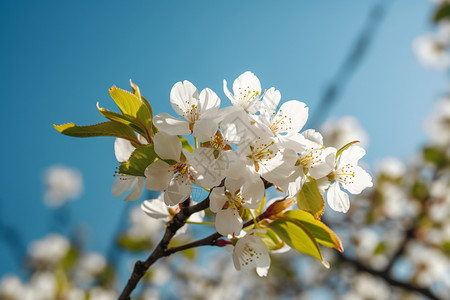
185, 221, 216, 226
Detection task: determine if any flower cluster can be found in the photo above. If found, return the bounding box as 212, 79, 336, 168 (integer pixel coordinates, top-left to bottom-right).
55, 71, 372, 279
412, 2, 450, 70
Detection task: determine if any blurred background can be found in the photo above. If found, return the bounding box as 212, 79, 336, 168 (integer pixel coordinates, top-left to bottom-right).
1, 0, 450, 299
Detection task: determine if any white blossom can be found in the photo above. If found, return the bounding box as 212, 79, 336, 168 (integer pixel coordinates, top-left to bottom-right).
320, 116, 369, 150
413, 34, 450, 70
223, 71, 261, 114
112, 137, 145, 201
232, 230, 271, 277
144, 132, 194, 206
28, 234, 70, 268
43, 165, 83, 207
326, 145, 373, 213
153, 80, 220, 135
141, 193, 205, 235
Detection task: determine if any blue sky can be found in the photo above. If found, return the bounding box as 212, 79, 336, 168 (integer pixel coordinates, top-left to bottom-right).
0, 0, 444, 278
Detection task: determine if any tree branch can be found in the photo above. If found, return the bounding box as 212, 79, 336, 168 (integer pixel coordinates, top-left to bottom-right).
337, 252, 440, 300
119, 197, 200, 299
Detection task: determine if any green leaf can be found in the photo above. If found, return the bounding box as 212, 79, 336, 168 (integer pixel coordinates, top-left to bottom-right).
336, 140, 359, 158
269, 216, 323, 262
119, 144, 159, 176
260, 228, 285, 251
117, 234, 152, 252
109, 85, 152, 130
296, 178, 325, 219
97, 102, 148, 138
423, 146, 447, 168
433, 4, 450, 23
61, 247, 79, 272
130, 79, 154, 121
179, 136, 194, 153
284, 210, 343, 251
54, 122, 140, 144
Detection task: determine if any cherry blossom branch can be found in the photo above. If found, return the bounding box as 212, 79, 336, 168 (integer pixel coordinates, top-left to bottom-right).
120, 178, 272, 299
119, 196, 209, 300
165, 208, 270, 255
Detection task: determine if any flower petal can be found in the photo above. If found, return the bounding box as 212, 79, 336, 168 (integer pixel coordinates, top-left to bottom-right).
153, 113, 191, 135
164, 173, 193, 206
223, 79, 236, 105
123, 177, 144, 202
198, 88, 220, 117
259, 87, 281, 124
308, 148, 336, 179
209, 187, 228, 213
114, 138, 135, 163
170, 80, 199, 117
341, 166, 373, 194
154, 132, 181, 161
144, 160, 173, 191
141, 194, 170, 219
112, 175, 135, 196
271, 100, 308, 134
216, 206, 243, 236
193, 118, 218, 143
338, 145, 366, 166
327, 182, 350, 213
241, 177, 265, 208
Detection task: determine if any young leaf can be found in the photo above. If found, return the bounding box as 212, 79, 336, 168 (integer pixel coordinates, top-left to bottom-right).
119, 145, 159, 176
269, 216, 323, 262
109, 85, 152, 130
130, 79, 154, 121
296, 178, 325, 219
260, 228, 285, 251
336, 140, 359, 158
284, 210, 343, 252
53, 122, 140, 144
97, 102, 148, 138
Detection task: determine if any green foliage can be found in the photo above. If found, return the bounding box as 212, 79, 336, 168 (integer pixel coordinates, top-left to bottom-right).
284, 210, 343, 251
118, 145, 159, 176
61, 247, 79, 272
296, 178, 325, 219
260, 228, 285, 251
108, 86, 152, 130
269, 214, 323, 262
97, 103, 148, 139
54, 82, 155, 149
97, 265, 116, 287
423, 146, 448, 168
433, 3, 450, 23
54, 122, 140, 144
117, 234, 153, 252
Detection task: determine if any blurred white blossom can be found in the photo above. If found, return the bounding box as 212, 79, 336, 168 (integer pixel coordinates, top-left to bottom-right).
43, 165, 83, 207
413, 34, 450, 70
0, 275, 25, 299
375, 156, 406, 179
28, 234, 70, 268
424, 96, 450, 145
320, 116, 369, 150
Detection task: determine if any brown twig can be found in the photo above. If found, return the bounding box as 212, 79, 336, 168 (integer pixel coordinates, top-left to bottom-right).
337, 252, 440, 300
118, 196, 210, 300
